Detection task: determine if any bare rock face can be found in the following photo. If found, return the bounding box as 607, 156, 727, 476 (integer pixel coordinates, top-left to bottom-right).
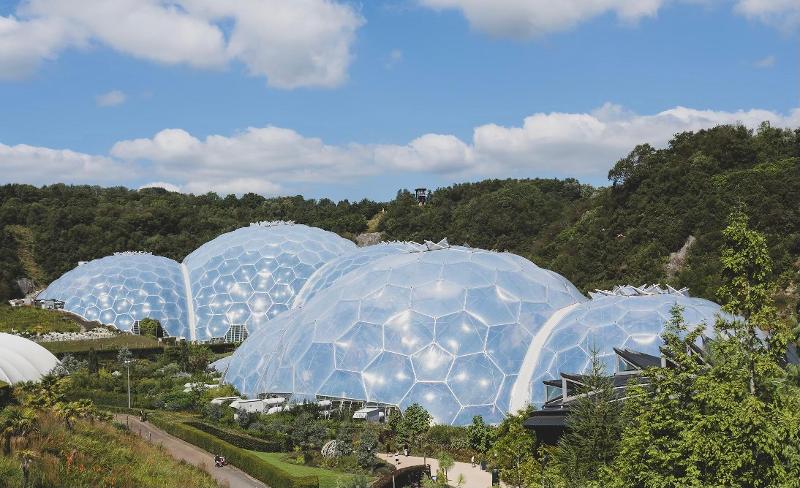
666, 235, 696, 279
356, 232, 382, 247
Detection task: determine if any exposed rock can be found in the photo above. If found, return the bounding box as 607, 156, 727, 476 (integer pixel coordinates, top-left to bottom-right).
356, 232, 382, 247
666, 235, 696, 279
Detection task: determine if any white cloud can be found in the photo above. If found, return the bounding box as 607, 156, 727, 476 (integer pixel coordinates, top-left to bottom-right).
0, 142, 128, 185
0, 15, 79, 80
419, 0, 800, 37
754, 54, 776, 68
1, 0, 363, 88
735, 0, 800, 31
3, 104, 799, 195
418, 0, 667, 38
96, 90, 127, 107
108, 104, 800, 193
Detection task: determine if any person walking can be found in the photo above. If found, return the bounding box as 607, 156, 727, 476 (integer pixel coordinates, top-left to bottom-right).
471, 455, 475, 467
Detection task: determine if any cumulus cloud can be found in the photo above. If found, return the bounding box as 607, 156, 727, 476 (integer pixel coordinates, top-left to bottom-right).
0, 142, 129, 185
418, 0, 667, 38
108, 104, 800, 192
0, 0, 363, 88
3, 104, 799, 195
735, 0, 800, 31
419, 0, 800, 37
96, 90, 127, 107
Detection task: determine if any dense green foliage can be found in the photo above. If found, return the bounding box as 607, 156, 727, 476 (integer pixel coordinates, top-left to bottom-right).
185, 420, 282, 451
1, 124, 798, 315
545, 352, 621, 487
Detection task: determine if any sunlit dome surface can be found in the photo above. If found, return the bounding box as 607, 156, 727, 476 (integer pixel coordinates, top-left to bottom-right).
39, 253, 189, 337
521, 285, 724, 408
0, 333, 60, 384
224, 246, 587, 425
293, 242, 423, 309
183, 222, 356, 341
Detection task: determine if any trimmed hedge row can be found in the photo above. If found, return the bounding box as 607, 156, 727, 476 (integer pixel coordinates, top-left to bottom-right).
185, 420, 282, 452
150, 415, 318, 488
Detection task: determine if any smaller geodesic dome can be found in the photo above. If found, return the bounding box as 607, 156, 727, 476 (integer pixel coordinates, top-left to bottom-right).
292, 242, 424, 308
0, 333, 60, 384
38, 252, 190, 337
182, 222, 356, 341
223, 245, 587, 425
514, 285, 725, 409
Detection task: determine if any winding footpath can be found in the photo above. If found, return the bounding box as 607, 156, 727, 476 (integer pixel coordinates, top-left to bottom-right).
115, 414, 267, 488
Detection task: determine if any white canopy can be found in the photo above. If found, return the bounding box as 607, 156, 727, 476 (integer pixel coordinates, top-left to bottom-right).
0, 333, 60, 385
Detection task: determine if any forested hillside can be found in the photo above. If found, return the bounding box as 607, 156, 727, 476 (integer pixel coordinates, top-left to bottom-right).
1, 123, 798, 312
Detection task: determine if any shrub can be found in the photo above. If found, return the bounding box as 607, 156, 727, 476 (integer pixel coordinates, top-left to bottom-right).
185, 421, 282, 452
150, 416, 318, 488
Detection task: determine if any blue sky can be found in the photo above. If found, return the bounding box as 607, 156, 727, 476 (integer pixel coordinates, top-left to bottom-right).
0, 0, 797, 201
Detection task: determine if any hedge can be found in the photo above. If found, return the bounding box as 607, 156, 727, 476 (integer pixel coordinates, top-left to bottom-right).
150, 415, 318, 488
185, 420, 283, 452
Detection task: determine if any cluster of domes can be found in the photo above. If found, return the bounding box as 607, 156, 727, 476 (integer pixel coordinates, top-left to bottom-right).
39, 222, 355, 340
41, 223, 725, 424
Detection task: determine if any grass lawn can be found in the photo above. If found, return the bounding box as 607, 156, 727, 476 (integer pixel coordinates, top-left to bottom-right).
250, 452, 360, 488
42, 334, 163, 354
0, 305, 82, 334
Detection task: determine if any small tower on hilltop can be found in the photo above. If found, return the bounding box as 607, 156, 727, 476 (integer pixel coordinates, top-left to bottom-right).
415, 188, 428, 206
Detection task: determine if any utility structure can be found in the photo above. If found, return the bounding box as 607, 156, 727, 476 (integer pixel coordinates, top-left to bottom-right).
414, 188, 428, 205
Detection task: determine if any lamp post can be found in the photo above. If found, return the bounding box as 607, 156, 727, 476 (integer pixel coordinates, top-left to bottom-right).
124, 358, 132, 409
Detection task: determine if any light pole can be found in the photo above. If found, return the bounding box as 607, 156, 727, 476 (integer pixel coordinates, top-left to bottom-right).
124, 358, 132, 409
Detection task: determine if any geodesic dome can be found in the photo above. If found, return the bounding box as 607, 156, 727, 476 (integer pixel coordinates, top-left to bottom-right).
293, 242, 423, 308
515, 285, 724, 409
38, 252, 189, 337
183, 222, 356, 341
0, 333, 60, 384
223, 246, 587, 425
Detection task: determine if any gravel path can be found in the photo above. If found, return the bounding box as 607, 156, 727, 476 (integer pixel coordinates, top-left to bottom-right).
116, 414, 267, 488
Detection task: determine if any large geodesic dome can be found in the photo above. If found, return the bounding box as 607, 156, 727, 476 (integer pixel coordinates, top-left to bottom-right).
38, 252, 190, 337
183, 222, 356, 341
293, 242, 423, 308
512, 285, 724, 410
223, 246, 587, 425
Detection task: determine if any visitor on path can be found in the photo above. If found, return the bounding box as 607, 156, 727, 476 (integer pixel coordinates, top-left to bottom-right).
395, 452, 400, 465
404, 446, 408, 457
471, 455, 475, 467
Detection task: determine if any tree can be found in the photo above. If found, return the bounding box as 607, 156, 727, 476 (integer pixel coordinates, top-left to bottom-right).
0, 407, 37, 455
116, 346, 133, 366
608, 213, 800, 487
87, 347, 99, 374
437, 452, 454, 481
395, 404, 431, 464
489, 409, 538, 488
291, 414, 327, 464
466, 415, 494, 460
548, 350, 622, 486
355, 425, 379, 469
139, 317, 161, 337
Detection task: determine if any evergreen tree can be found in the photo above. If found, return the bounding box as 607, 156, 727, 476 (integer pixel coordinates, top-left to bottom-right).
548, 350, 622, 487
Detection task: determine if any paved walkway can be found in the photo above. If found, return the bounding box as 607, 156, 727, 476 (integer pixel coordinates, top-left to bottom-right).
116, 414, 266, 488
378, 453, 493, 488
